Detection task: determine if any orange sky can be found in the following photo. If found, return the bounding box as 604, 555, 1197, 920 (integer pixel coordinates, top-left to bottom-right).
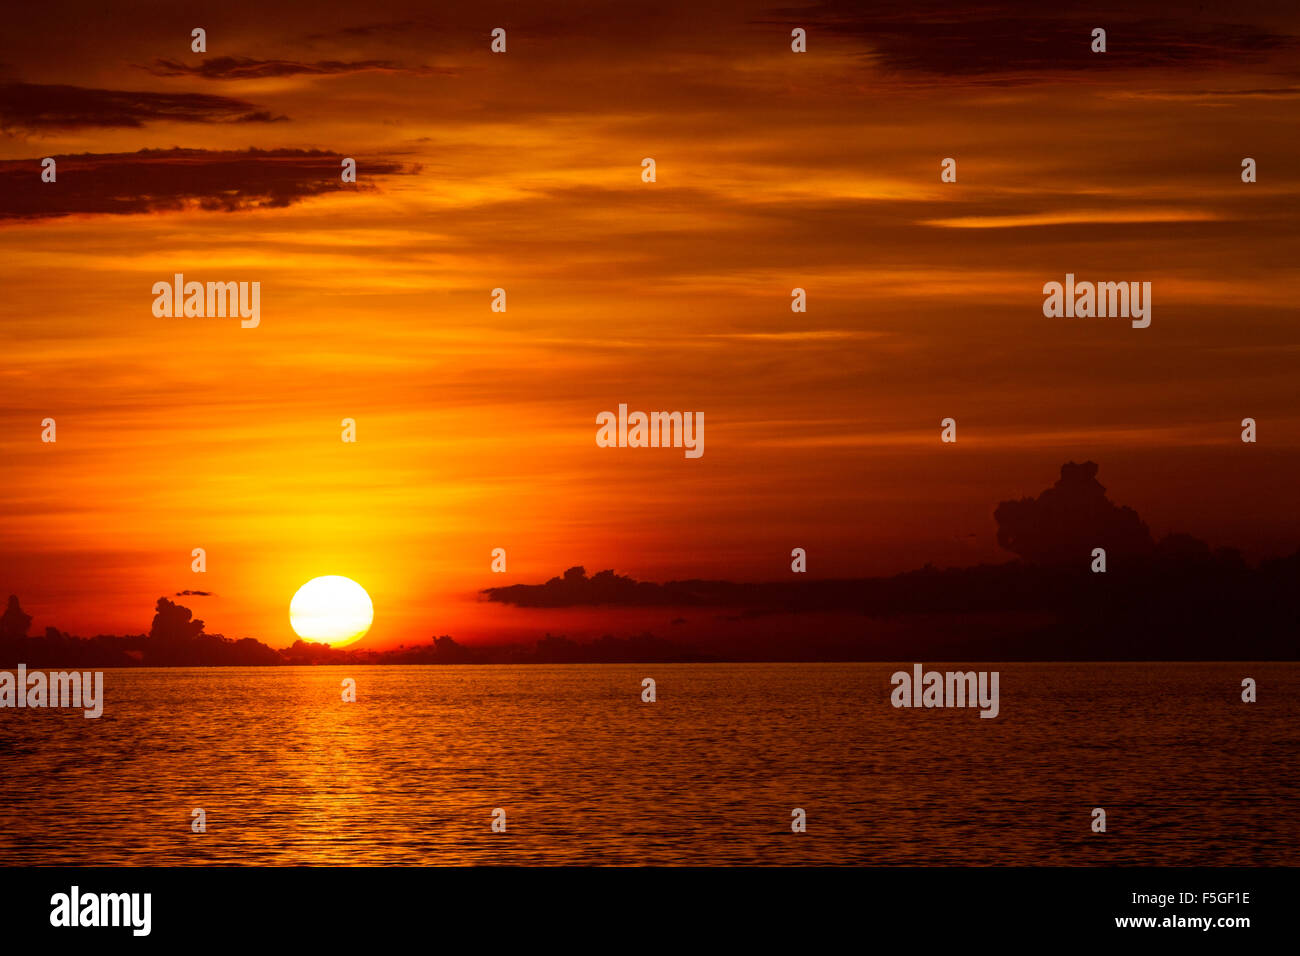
2, 1, 1298, 647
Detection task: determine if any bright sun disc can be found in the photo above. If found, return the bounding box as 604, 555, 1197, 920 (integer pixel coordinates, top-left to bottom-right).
290, 575, 373, 646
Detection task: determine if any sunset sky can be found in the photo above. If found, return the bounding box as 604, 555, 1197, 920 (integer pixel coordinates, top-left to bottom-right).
2, 0, 1297, 648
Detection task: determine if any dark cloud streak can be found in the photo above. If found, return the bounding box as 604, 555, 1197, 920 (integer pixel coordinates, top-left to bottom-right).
139, 57, 456, 80
0, 147, 418, 222
0, 81, 287, 130
761, 1, 1298, 82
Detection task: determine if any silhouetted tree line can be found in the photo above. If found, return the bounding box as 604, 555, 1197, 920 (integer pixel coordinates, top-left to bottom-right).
0, 595, 708, 667
276, 631, 713, 666
3, 463, 1296, 664
0, 596, 283, 667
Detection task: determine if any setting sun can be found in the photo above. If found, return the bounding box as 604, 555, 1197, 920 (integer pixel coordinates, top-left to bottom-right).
289, 576, 374, 646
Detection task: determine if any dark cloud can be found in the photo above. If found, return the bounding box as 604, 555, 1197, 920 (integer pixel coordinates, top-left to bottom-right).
481, 563, 1050, 615
231, 111, 286, 123
485, 567, 709, 609
0, 81, 287, 131
994, 461, 1153, 566
485, 463, 1266, 616
175, 590, 214, 597
1, 595, 32, 640
762, 1, 1298, 82
1119, 86, 1300, 100
481, 563, 1057, 616
139, 57, 455, 80
0, 147, 418, 222
150, 597, 204, 641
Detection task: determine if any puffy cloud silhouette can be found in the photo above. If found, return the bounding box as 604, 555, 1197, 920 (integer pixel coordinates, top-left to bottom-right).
995, 461, 1153, 566
150, 597, 205, 642
1, 595, 32, 640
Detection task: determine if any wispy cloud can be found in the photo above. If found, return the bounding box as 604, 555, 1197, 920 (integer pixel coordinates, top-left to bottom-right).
139, 57, 456, 80
1111, 86, 1300, 101
922, 209, 1224, 229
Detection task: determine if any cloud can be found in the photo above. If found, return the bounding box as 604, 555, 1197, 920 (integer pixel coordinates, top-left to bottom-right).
994, 461, 1154, 566
150, 596, 204, 641
478, 561, 1058, 619
0, 81, 287, 130
761, 1, 1298, 83
139, 57, 455, 80
0, 147, 418, 222
1112, 86, 1300, 101
175, 590, 214, 597
485, 464, 1235, 613
484, 567, 709, 609
480, 564, 976, 615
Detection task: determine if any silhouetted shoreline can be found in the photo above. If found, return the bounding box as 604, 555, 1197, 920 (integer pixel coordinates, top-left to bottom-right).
5, 549, 1295, 666
5, 463, 1296, 666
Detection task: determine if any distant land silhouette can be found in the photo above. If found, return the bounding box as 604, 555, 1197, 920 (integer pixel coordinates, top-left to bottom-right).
3, 463, 1296, 666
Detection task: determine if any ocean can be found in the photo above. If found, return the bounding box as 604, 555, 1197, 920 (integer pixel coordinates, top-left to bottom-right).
1, 662, 1296, 865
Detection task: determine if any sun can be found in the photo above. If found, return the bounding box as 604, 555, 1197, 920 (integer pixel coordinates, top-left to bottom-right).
289, 575, 374, 646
